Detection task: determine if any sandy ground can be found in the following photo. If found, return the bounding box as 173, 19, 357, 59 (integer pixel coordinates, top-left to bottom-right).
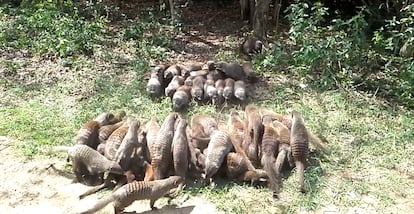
0, 136, 223, 214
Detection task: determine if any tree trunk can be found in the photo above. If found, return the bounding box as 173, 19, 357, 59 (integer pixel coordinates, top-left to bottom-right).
253, 0, 270, 40
272, 0, 282, 34
249, 0, 256, 25
169, 0, 177, 21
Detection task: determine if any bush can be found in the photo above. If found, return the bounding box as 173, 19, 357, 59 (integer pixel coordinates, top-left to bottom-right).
0, 0, 107, 57
257, 0, 413, 108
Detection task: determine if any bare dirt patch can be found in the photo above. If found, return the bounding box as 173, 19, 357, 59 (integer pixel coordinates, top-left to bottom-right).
0, 136, 222, 214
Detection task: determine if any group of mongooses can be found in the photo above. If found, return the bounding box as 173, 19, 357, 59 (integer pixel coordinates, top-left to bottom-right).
187, 105, 330, 199
54, 107, 329, 213
146, 60, 260, 111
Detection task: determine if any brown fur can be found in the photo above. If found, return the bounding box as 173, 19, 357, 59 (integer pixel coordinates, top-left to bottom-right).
172, 85, 192, 112
223, 78, 235, 101
172, 117, 189, 179
191, 75, 206, 101
243, 105, 264, 166
151, 113, 178, 180
290, 110, 309, 193
77, 113, 114, 150
215, 61, 245, 81
79, 176, 184, 214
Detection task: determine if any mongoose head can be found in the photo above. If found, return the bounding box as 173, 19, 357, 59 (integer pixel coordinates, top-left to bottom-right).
94, 113, 114, 125
206, 60, 216, 71
234, 88, 246, 101
254, 40, 263, 53
172, 92, 189, 112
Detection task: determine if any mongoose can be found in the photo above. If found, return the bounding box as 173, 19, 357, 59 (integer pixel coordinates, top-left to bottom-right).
99, 121, 124, 144
77, 113, 114, 150
147, 66, 165, 98
206, 69, 225, 82
261, 116, 280, 198
54, 144, 124, 184
234, 80, 247, 101
204, 130, 233, 182
172, 85, 192, 112
114, 119, 140, 170
215, 79, 225, 105
215, 61, 246, 81
143, 117, 160, 161
273, 120, 292, 197
172, 117, 189, 179
191, 75, 205, 101
190, 115, 218, 150
290, 110, 309, 193
104, 119, 130, 161
143, 161, 154, 181
180, 62, 203, 77
164, 64, 181, 83
165, 75, 184, 98
242, 62, 259, 83
204, 79, 218, 104
240, 38, 263, 58
224, 152, 268, 184
151, 112, 178, 180
79, 176, 184, 214
189, 69, 209, 77
205, 60, 216, 71
223, 78, 235, 102
243, 105, 264, 166
227, 111, 256, 171
263, 108, 330, 154
108, 110, 126, 125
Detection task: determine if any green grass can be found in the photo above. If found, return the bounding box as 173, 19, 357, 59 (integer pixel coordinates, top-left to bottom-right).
1, 2, 414, 214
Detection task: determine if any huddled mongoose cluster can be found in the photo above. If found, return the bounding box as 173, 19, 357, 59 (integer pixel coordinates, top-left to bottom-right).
146, 60, 260, 111
54, 107, 329, 213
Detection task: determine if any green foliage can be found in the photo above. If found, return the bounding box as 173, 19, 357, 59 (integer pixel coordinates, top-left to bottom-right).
256, 0, 413, 108
0, 1, 106, 57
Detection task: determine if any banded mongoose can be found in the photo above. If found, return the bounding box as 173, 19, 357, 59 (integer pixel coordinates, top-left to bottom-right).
206, 69, 225, 82
234, 80, 247, 101
227, 111, 256, 171
147, 66, 165, 98
172, 117, 189, 179
104, 119, 130, 161
190, 115, 218, 150
172, 85, 192, 112
114, 119, 140, 170
151, 112, 178, 180
205, 60, 216, 71
261, 115, 280, 198
290, 110, 309, 193
180, 62, 203, 77
242, 62, 259, 83
243, 105, 264, 166
215, 79, 225, 105
204, 79, 219, 104
204, 130, 233, 182
215, 61, 246, 81
77, 113, 114, 150
143, 117, 160, 161
223, 78, 235, 102
263, 108, 330, 154
165, 75, 184, 98
273, 120, 292, 195
240, 38, 263, 58
164, 64, 181, 83
108, 110, 126, 125
191, 75, 205, 101
79, 176, 185, 214
55, 144, 124, 183
224, 152, 268, 184
99, 121, 124, 144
